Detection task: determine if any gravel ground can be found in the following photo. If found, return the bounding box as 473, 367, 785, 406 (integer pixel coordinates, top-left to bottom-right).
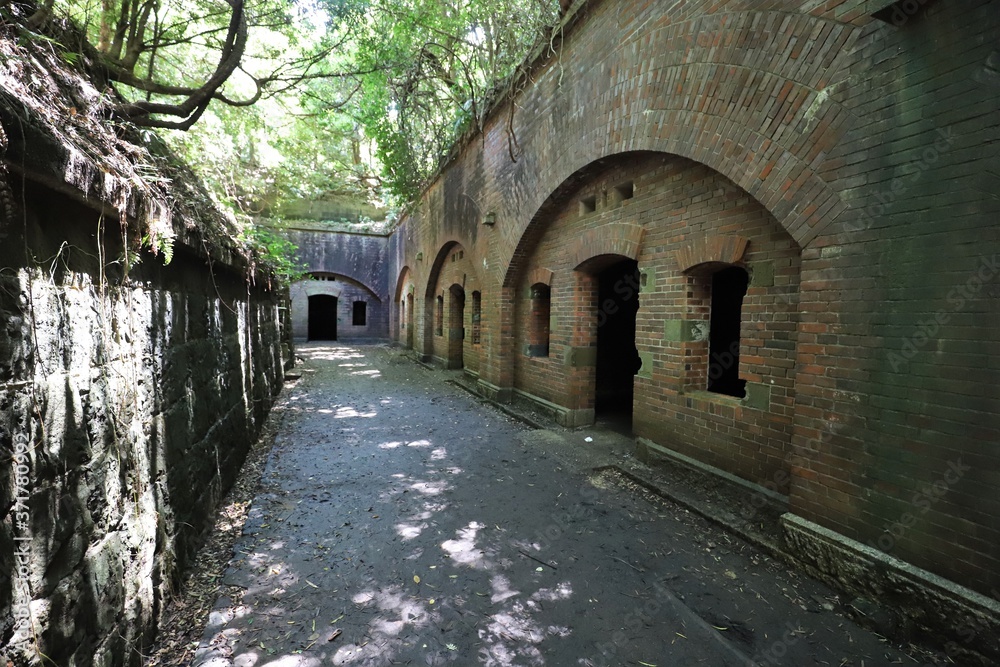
177, 342, 938, 667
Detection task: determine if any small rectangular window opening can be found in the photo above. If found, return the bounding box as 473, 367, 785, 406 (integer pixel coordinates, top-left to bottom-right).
527, 284, 551, 357
471, 291, 482, 345
580, 195, 597, 215
352, 301, 367, 326
707, 266, 749, 398
614, 181, 634, 203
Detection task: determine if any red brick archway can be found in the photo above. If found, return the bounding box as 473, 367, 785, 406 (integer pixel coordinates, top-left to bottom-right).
423, 240, 481, 370
393, 266, 414, 347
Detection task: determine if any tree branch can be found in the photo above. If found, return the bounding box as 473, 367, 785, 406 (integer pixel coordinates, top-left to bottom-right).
115, 0, 247, 129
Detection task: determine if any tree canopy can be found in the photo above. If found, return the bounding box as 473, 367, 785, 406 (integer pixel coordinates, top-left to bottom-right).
5, 0, 563, 215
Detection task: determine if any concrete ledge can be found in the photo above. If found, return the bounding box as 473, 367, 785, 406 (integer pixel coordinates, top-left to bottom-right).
637, 437, 788, 505
448, 380, 545, 430
475, 378, 512, 403
782, 513, 1000, 666
512, 388, 593, 427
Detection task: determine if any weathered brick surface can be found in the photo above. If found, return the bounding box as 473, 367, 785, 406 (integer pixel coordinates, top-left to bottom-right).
423, 242, 484, 373
388, 0, 1000, 601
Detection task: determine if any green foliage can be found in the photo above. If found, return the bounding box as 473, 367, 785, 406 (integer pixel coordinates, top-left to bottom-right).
140, 231, 174, 266
240, 221, 308, 284
350, 0, 561, 201
18, 0, 562, 255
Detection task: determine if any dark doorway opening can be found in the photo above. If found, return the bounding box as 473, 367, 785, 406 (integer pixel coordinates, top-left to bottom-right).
308, 294, 338, 340
595, 258, 641, 427
448, 285, 465, 369
708, 266, 749, 398
406, 293, 414, 348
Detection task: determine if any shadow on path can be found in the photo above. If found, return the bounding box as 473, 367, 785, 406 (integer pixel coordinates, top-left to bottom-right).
191, 343, 917, 667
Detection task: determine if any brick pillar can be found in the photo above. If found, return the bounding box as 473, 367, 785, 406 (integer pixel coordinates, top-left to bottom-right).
477, 285, 516, 401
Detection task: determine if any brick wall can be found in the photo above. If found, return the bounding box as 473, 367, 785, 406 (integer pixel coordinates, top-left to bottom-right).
510, 153, 801, 485
388, 0, 1000, 601
424, 242, 483, 374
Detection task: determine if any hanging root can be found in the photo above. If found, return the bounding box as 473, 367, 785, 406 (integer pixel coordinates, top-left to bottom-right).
0, 119, 17, 226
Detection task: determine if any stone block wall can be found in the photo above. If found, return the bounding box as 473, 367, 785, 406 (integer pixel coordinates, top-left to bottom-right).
283, 224, 390, 341
288, 275, 387, 341
0, 179, 287, 665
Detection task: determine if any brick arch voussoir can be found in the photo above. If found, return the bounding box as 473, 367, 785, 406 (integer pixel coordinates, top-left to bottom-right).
527, 268, 554, 288
605, 11, 858, 247
394, 266, 414, 302
658, 118, 844, 248
424, 240, 462, 299
424, 238, 481, 299
570, 224, 645, 271
304, 272, 381, 301
674, 236, 751, 273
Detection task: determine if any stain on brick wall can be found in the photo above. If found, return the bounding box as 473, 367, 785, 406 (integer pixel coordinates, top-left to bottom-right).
387, 0, 1000, 606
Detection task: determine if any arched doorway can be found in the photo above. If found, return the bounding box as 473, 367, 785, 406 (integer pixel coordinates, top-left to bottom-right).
394, 267, 415, 348
406, 291, 414, 348
595, 258, 641, 428
448, 284, 465, 369
424, 241, 481, 372
308, 294, 338, 340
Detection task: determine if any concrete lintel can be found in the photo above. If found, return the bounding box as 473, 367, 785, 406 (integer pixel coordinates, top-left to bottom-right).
664, 318, 709, 343
512, 388, 594, 427
638, 266, 655, 293
750, 260, 774, 287
559, 407, 595, 428
637, 351, 654, 378
743, 381, 771, 411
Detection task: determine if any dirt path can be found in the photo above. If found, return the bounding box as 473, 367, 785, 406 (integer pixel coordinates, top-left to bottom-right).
190, 343, 919, 667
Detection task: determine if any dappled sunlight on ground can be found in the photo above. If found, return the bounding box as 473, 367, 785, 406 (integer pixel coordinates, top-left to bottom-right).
441, 521, 487, 569
297, 344, 367, 363
333, 406, 378, 418
192, 344, 922, 667
191, 344, 600, 665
